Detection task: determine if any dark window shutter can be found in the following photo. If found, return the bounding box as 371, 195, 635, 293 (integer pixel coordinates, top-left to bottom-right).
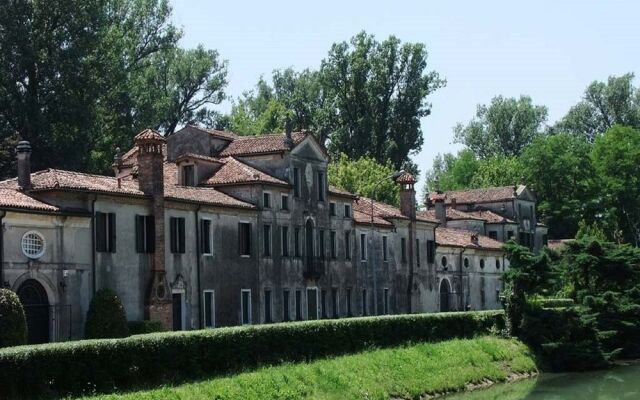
169, 218, 176, 253
135, 215, 144, 253
146, 216, 155, 253
96, 212, 106, 252
108, 213, 116, 253
179, 218, 186, 253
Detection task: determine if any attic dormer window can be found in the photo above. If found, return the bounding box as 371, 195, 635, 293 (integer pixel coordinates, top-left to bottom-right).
181, 164, 195, 186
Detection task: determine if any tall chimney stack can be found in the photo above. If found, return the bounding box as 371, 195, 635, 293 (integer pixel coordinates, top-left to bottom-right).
283, 117, 294, 149
16, 141, 32, 191
397, 172, 417, 219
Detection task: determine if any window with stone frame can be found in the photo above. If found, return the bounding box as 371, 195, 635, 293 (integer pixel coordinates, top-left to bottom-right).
135, 215, 154, 253
239, 222, 252, 256
200, 219, 212, 254
170, 217, 186, 254
96, 212, 116, 253
181, 164, 195, 186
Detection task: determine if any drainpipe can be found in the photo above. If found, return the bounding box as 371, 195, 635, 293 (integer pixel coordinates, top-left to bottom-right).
90, 195, 97, 295
0, 210, 5, 288
195, 205, 202, 328
458, 247, 466, 311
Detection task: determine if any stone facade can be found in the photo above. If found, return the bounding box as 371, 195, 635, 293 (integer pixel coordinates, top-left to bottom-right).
0, 125, 540, 343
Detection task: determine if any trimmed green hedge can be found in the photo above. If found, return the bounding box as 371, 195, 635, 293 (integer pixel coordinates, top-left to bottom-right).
128, 320, 165, 336
0, 289, 27, 348
0, 310, 503, 399
85, 289, 129, 339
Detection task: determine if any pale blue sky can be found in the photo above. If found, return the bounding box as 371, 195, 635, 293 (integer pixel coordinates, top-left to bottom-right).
171, 0, 639, 194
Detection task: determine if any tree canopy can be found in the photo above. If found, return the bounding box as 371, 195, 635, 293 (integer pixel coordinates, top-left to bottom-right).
328, 154, 400, 206
454, 95, 548, 159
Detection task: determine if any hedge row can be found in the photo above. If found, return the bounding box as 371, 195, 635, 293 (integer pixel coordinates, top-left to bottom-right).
0, 310, 503, 399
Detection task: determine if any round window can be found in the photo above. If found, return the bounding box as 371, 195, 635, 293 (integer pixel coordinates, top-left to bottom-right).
464, 258, 469, 268
480, 259, 485, 269
21, 231, 46, 259
496, 259, 501, 270
441, 256, 448, 268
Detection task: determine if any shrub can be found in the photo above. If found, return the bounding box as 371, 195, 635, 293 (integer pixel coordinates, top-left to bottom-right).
0, 310, 503, 398
128, 320, 165, 335
531, 298, 575, 309
85, 289, 129, 339
0, 289, 27, 348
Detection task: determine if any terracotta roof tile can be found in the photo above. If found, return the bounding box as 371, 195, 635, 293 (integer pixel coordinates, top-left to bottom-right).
184, 124, 238, 141
465, 210, 515, 224
354, 197, 438, 224
436, 227, 504, 250
22, 169, 143, 196
134, 129, 165, 142
175, 153, 223, 164
0, 188, 60, 212
328, 185, 357, 198
219, 132, 308, 157
429, 185, 525, 205
353, 210, 393, 227
204, 158, 289, 187
395, 171, 417, 184
164, 184, 255, 209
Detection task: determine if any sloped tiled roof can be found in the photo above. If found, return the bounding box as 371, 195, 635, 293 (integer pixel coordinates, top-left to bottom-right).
354, 197, 439, 224
219, 132, 308, 157
328, 185, 357, 199
418, 208, 485, 222
0, 188, 60, 212
204, 157, 289, 187
465, 210, 515, 224
182, 124, 237, 141
175, 153, 223, 164
436, 227, 504, 250
429, 185, 525, 205
134, 129, 165, 142
353, 210, 394, 227
395, 171, 417, 184
164, 184, 255, 209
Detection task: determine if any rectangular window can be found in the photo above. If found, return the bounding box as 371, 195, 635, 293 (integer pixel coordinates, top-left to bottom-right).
169, 217, 186, 254
281, 194, 289, 211
329, 202, 336, 216
427, 240, 436, 264
416, 239, 420, 267
383, 288, 390, 314
319, 229, 325, 259
346, 288, 352, 316
241, 289, 252, 325
96, 212, 116, 253
330, 231, 337, 259
344, 204, 351, 218
382, 236, 388, 261
264, 289, 272, 323
331, 288, 339, 318
263, 224, 272, 257
200, 219, 212, 254
317, 171, 325, 201
344, 230, 351, 260
360, 233, 367, 261
263, 192, 271, 208
401, 238, 407, 262
203, 290, 215, 328
321, 289, 327, 318
181, 165, 195, 186
307, 288, 318, 320
239, 222, 251, 256
283, 289, 291, 322
489, 231, 498, 240
295, 289, 303, 320
293, 167, 300, 197
362, 289, 368, 316
281, 226, 289, 256
294, 227, 301, 257
135, 215, 154, 253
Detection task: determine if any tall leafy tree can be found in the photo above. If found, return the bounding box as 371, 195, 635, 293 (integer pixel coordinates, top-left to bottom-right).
454, 95, 548, 158
469, 156, 522, 188
554, 73, 640, 142
519, 134, 596, 239
591, 125, 640, 246
328, 153, 400, 206
423, 150, 479, 195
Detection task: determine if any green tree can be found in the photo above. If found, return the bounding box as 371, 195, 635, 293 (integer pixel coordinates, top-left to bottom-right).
85, 288, 129, 339
423, 149, 479, 195
328, 153, 400, 206
470, 156, 522, 188
0, 289, 27, 347
519, 134, 596, 239
591, 125, 640, 246
454, 95, 548, 158
554, 73, 640, 142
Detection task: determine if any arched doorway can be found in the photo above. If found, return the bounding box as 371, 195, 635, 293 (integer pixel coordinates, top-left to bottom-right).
17, 279, 50, 343
439, 279, 451, 312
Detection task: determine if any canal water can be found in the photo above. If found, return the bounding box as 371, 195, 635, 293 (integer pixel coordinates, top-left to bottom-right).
446, 363, 640, 400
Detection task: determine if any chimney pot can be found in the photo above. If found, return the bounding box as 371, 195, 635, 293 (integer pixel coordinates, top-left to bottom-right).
16, 141, 32, 191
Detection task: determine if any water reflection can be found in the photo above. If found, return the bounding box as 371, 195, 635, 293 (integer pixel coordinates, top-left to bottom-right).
446, 363, 640, 400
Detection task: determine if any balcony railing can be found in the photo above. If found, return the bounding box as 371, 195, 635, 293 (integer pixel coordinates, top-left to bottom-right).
303, 256, 326, 280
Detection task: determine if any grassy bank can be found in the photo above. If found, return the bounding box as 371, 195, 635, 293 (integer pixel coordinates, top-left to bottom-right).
77, 336, 536, 400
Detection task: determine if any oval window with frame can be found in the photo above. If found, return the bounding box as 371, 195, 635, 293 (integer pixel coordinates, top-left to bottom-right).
480, 259, 485, 269
21, 231, 46, 259
441, 256, 448, 268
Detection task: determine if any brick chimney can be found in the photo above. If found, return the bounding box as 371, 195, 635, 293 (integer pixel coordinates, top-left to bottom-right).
134, 129, 172, 330
16, 141, 32, 191
397, 172, 417, 219
283, 117, 294, 149
434, 198, 446, 226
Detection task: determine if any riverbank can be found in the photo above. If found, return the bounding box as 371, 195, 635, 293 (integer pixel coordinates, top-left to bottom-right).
76, 336, 536, 400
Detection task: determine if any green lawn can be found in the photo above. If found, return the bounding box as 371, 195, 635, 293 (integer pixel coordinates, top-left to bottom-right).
77, 336, 536, 400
